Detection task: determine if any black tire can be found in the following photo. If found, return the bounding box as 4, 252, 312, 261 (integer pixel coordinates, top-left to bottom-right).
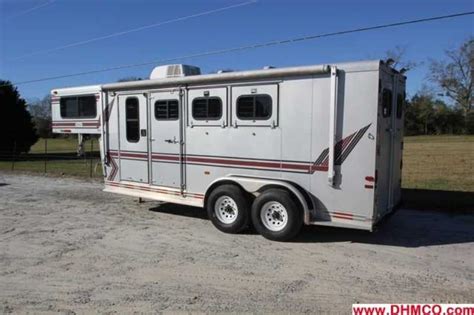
206, 184, 250, 234
251, 189, 303, 241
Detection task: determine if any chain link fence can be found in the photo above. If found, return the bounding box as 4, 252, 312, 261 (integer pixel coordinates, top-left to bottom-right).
1, 136, 472, 191
0, 138, 102, 178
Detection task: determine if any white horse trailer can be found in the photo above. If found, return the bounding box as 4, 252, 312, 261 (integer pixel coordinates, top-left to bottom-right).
51, 60, 405, 241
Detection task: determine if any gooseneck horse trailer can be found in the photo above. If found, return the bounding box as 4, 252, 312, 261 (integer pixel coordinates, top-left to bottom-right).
51, 60, 405, 241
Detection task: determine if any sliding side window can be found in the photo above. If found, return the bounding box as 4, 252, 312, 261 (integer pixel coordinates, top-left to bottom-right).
155, 99, 179, 120
236, 94, 272, 120
60, 95, 97, 118
192, 97, 222, 120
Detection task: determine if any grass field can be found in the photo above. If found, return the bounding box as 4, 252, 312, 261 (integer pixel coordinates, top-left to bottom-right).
1, 135, 473, 191
402, 135, 474, 192
0, 137, 102, 178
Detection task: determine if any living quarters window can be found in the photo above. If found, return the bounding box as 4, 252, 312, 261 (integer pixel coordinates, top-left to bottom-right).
155, 100, 179, 120
60, 95, 97, 118
192, 97, 222, 120
125, 97, 140, 142
236, 94, 272, 120
382, 89, 392, 118
396, 93, 404, 119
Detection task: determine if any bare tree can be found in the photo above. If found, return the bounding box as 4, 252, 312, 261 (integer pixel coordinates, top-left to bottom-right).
117, 76, 142, 82
28, 95, 52, 138
384, 45, 419, 71
428, 37, 473, 115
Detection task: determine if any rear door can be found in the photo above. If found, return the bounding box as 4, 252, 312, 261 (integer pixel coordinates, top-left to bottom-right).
377, 73, 394, 214
149, 89, 182, 188
118, 94, 149, 183
391, 76, 405, 205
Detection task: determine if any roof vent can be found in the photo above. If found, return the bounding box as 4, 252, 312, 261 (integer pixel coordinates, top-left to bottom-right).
150, 64, 201, 79
263, 66, 275, 70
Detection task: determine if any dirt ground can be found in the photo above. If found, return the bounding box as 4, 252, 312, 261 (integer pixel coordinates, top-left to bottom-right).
0, 173, 473, 314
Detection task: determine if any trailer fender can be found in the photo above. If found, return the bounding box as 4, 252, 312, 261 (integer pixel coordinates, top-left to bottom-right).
205, 175, 312, 225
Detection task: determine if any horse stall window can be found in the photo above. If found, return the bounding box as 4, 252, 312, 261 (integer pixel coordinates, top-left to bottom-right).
382, 89, 392, 118
60, 95, 97, 118
125, 97, 140, 142
155, 100, 179, 120
236, 94, 272, 120
192, 97, 222, 120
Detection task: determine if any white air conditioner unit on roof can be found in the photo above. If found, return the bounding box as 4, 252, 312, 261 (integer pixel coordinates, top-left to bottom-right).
150, 64, 201, 79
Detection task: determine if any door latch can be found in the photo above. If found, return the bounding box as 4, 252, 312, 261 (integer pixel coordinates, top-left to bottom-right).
164, 136, 178, 144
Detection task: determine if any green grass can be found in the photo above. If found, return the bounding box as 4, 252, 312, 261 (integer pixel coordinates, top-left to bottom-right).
29, 137, 100, 153
1, 136, 473, 191
0, 137, 102, 178
402, 135, 474, 192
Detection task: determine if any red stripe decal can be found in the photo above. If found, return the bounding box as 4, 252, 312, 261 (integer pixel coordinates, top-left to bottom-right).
364, 184, 374, 189
106, 182, 203, 199
332, 211, 353, 220
365, 176, 375, 182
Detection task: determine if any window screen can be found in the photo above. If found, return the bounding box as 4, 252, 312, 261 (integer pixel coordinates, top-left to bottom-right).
236, 94, 272, 120
126, 97, 140, 142
192, 97, 222, 120
155, 99, 179, 120
60, 95, 97, 118
382, 89, 392, 118
396, 93, 404, 119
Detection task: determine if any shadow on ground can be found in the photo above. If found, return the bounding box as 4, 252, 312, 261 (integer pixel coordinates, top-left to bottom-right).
402, 188, 474, 212
148, 188, 474, 247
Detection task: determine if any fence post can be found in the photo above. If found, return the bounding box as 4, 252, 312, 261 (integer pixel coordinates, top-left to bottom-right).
89, 138, 94, 178
44, 138, 48, 174
11, 141, 16, 171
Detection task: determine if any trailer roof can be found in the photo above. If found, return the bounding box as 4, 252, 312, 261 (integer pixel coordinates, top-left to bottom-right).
101, 60, 382, 92
52, 84, 101, 96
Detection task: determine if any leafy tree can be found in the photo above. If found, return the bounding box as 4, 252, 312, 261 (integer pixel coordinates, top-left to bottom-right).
429, 37, 473, 118
405, 91, 465, 136
0, 80, 38, 153
29, 95, 52, 138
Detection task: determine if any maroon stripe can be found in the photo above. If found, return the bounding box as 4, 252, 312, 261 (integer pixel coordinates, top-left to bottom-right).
112, 151, 327, 173
107, 182, 203, 199
186, 156, 281, 169
152, 154, 180, 161
52, 124, 100, 127
120, 153, 148, 159
311, 165, 328, 171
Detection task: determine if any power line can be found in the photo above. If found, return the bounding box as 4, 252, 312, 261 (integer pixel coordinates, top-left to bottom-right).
5, 0, 56, 21
7, 10, 474, 86
12, 0, 257, 60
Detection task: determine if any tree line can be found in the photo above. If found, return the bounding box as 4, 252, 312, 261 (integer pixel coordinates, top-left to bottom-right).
0, 38, 472, 153
403, 38, 473, 135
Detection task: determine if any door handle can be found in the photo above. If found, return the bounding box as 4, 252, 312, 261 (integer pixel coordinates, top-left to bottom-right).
164, 136, 178, 144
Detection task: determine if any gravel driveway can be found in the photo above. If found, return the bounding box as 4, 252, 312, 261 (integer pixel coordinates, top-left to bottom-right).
0, 173, 473, 313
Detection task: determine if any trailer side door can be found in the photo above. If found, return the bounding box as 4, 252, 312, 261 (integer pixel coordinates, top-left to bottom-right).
118, 94, 149, 183
149, 89, 183, 188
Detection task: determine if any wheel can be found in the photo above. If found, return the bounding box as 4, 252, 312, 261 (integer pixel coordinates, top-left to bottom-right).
206, 184, 250, 234
251, 189, 303, 241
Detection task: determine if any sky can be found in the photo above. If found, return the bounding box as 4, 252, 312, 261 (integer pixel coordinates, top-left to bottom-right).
0, 0, 473, 100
